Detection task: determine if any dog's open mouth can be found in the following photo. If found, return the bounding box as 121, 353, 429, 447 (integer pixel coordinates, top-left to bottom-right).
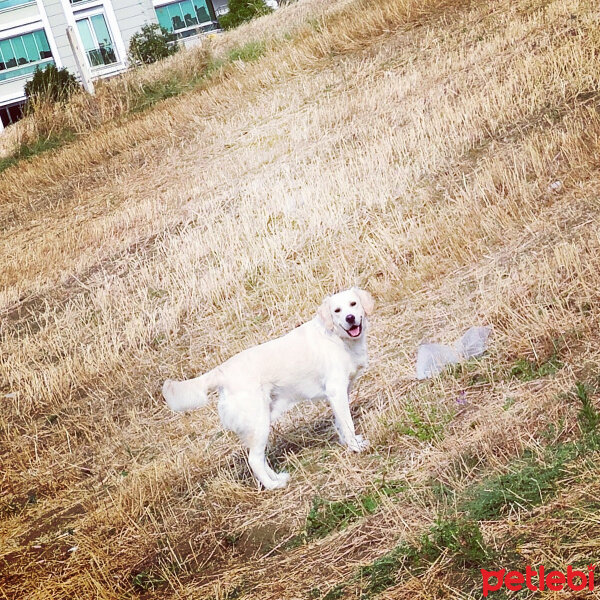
345, 322, 362, 338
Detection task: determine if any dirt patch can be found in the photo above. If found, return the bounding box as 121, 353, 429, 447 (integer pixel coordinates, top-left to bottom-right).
231, 522, 293, 559
19, 503, 85, 545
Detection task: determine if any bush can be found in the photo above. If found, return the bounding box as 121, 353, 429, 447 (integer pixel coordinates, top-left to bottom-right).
24, 64, 80, 107
218, 0, 274, 30
128, 23, 179, 65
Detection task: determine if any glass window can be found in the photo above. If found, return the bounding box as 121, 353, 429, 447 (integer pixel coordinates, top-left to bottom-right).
22, 33, 39, 62
90, 13, 112, 47
155, 6, 171, 31
0, 102, 25, 128
155, 0, 215, 34
193, 0, 212, 23
76, 13, 117, 68
0, 30, 53, 80
76, 18, 94, 53
169, 3, 186, 31
181, 1, 198, 28
33, 30, 52, 58
0, 39, 16, 70
11, 36, 28, 66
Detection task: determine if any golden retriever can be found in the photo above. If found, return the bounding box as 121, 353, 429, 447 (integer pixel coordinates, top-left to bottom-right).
162, 287, 374, 489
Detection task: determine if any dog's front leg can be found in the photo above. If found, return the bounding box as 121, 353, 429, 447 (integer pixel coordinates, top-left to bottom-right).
326, 381, 369, 452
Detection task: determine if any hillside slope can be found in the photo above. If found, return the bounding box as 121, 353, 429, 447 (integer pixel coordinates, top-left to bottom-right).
2, 0, 600, 598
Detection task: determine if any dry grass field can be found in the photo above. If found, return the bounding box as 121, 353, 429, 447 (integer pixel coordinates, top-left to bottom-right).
2, 0, 600, 597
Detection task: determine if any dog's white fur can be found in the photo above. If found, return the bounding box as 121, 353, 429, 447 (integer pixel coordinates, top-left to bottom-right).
162, 288, 374, 489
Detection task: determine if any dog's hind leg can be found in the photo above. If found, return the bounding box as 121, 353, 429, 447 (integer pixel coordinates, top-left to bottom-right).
248, 441, 290, 490
246, 409, 290, 490
219, 389, 289, 490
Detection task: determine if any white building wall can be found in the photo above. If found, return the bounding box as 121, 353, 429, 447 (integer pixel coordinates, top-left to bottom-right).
0, 2, 39, 30
42, 0, 77, 72
111, 0, 156, 53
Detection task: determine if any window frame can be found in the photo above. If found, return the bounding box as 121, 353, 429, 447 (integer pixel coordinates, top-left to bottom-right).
0, 28, 54, 83
154, 0, 218, 38
74, 8, 119, 70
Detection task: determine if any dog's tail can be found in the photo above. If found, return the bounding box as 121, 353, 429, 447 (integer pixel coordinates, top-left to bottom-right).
162, 367, 223, 413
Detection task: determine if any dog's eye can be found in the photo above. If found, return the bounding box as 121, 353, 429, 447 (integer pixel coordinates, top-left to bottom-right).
334, 308, 341, 313
350, 301, 356, 307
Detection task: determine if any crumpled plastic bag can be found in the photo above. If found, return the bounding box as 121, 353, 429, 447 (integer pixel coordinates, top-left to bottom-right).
416, 326, 492, 380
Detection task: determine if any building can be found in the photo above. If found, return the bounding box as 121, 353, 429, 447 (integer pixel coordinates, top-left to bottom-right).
0, 0, 220, 130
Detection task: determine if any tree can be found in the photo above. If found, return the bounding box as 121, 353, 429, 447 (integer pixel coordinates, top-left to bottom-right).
218, 0, 274, 30
24, 64, 81, 107
129, 24, 179, 65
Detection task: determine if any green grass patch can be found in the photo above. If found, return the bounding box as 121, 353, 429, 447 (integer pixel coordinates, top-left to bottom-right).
394, 398, 454, 443
459, 447, 572, 521
305, 494, 379, 541
319, 518, 490, 599
449, 341, 565, 386
290, 481, 407, 549
509, 353, 563, 382
205, 56, 227, 77
575, 381, 600, 435
376, 478, 407, 497
131, 570, 166, 592
459, 378, 600, 520
447, 356, 493, 385
321, 380, 600, 598
227, 40, 266, 63
0, 130, 76, 174
502, 396, 516, 411
356, 518, 490, 598
131, 78, 191, 112
321, 584, 346, 600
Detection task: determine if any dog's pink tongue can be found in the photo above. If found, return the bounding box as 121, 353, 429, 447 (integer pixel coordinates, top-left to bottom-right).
348, 325, 361, 337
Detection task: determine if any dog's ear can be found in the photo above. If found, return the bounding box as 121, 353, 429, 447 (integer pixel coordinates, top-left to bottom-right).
317, 296, 334, 330
354, 288, 375, 316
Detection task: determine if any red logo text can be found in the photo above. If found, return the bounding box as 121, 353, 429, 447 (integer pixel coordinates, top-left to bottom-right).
481, 565, 595, 596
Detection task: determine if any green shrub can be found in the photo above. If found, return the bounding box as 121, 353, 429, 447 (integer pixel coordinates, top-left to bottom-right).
218, 0, 273, 30
24, 64, 80, 106
128, 23, 178, 65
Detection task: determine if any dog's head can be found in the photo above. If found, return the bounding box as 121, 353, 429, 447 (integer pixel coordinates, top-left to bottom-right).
317, 287, 374, 339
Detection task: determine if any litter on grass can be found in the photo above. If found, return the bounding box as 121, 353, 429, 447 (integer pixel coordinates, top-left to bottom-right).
416, 326, 492, 379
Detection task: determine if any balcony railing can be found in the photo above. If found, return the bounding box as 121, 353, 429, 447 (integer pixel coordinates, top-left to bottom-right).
0, 0, 36, 11
0, 58, 54, 82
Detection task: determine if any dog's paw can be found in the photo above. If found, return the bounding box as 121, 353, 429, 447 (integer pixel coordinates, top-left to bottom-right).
262, 472, 290, 490
274, 472, 290, 487
347, 434, 370, 453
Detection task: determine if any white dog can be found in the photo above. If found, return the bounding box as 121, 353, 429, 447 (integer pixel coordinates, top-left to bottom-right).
162, 288, 374, 489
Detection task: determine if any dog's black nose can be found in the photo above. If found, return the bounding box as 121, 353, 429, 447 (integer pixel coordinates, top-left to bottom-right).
346, 314, 355, 324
